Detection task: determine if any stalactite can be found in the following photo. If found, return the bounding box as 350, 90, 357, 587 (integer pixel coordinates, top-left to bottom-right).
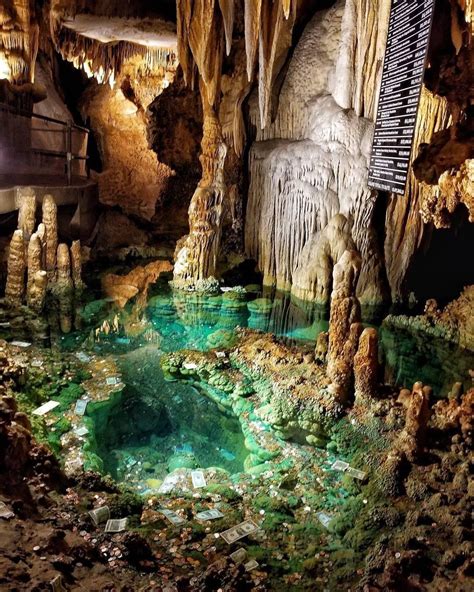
244, 0, 262, 80
42, 194, 58, 281
5, 230, 26, 307
218, 0, 235, 56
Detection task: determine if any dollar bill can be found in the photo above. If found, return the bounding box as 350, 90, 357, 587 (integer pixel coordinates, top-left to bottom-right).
0, 321, 11, 328
31, 359, 44, 368
74, 426, 89, 437
316, 511, 333, 529
11, 341, 31, 347
158, 509, 185, 525
0, 501, 14, 519
244, 559, 259, 572
331, 460, 350, 472
183, 362, 198, 370
74, 399, 88, 416
104, 517, 128, 532
229, 548, 247, 564
32, 400, 60, 416
191, 470, 207, 488
75, 352, 91, 363
196, 509, 224, 521
220, 520, 260, 544
88, 505, 110, 526
215, 351, 226, 358
158, 473, 180, 493
345, 467, 367, 480
106, 376, 121, 386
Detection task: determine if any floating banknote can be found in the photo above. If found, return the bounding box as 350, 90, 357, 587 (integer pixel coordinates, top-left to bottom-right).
183, 362, 198, 370
74, 399, 88, 416
191, 470, 207, 488
31, 359, 44, 368
158, 474, 180, 493
331, 460, 349, 472
316, 511, 333, 529
196, 509, 224, 521
32, 400, 60, 416
75, 352, 91, 363
11, 340, 31, 347
74, 426, 89, 437
106, 376, 121, 386
229, 548, 247, 564
345, 467, 367, 480
88, 505, 110, 526
0, 501, 14, 519
244, 559, 259, 572
215, 351, 226, 358
158, 509, 185, 525
105, 518, 128, 532
220, 520, 260, 544
0, 321, 11, 328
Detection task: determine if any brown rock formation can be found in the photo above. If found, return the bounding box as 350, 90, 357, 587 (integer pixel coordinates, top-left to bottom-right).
398, 382, 432, 462
42, 194, 58, 280
354, 327, 379, 404
55, 243, 73, 294
327, 249, 362, 402
16, 187, 36, 241
27, 270, 47, 312
26, 232, 42, 288
4, 229, 26, 306
102, 260, 173, 309
70, 240, 84, 290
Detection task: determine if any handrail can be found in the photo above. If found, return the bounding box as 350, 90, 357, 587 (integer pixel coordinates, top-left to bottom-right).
0, 101, 90, 185
0, 101, 89, 133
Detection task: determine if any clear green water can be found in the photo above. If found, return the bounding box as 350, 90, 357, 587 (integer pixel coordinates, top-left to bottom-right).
2, 265, 473, 489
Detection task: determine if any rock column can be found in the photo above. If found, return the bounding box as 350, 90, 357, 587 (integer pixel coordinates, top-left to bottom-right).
42, 194, 58, 281
5, 230, 26, 306
354, 327, 379, 404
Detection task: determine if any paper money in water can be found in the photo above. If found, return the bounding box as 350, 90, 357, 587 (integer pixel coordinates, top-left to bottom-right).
316, 511, 333, 529
105, 518, 128, 532
11, 340, 31, 347
220, 520, 260, 544
196, 509, 224, 521
215, 351, 226, 358
244, 559, 259, 572
32, 400, 60, 416
0, 501, 14, 519
229, 548, 247, 564
74, 399, 88, 416
75, 352, 91, 363
31, 359, 44, 368
345, 467, 367, 480
158, 474, 180, 493
88, 505, 110, 526
159, 509, 185, 525
74, 426, 89, 437
191, 470, 207, 488
0, 321, 11, 328
106, 376, 121, 386
331, 460, 349, 472
183, 362, 198, 370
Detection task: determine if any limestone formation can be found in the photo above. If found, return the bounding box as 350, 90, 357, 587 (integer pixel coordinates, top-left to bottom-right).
4, 230, 26, 307
398, 382, 432, 462
16, 187, 36, 241
70, 240, 84, 290
26, 233, 42, 290
55, 243, 73, 294
315, 331, 328, 364
354, 328, 379, 404
42, 195, 58, 279
27, 270, 47, 313
326, 250, 362, 402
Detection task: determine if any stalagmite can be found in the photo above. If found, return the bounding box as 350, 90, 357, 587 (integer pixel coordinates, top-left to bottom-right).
27, 271, 47, 313
26, 233, 42, 291
70, 240, 84, 290
42, 195, 58, 280
5, 230, 26, 307
315, 331, 328, 363
398, 382, 432, 462
326, 250, 362, 402
55, 243, 73, 294
16, 187, 36, 241
354, 327, 379, 404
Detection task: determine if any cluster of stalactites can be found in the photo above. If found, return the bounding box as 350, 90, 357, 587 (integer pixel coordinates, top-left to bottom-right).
177, 0, 297, 128
4, 188, 84, 313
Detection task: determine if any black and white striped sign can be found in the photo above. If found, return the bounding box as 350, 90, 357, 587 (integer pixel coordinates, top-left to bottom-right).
368, 0, 435, 195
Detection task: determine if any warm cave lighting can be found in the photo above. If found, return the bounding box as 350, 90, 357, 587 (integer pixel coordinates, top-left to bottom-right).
0, 53, 11, 80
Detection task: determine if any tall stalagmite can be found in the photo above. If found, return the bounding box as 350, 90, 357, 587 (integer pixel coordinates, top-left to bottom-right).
5, 230, 26, 306
42, 194, 58, 281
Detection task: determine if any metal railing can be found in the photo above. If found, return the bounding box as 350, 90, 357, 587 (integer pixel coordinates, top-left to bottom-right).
0, 102, 90, 185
